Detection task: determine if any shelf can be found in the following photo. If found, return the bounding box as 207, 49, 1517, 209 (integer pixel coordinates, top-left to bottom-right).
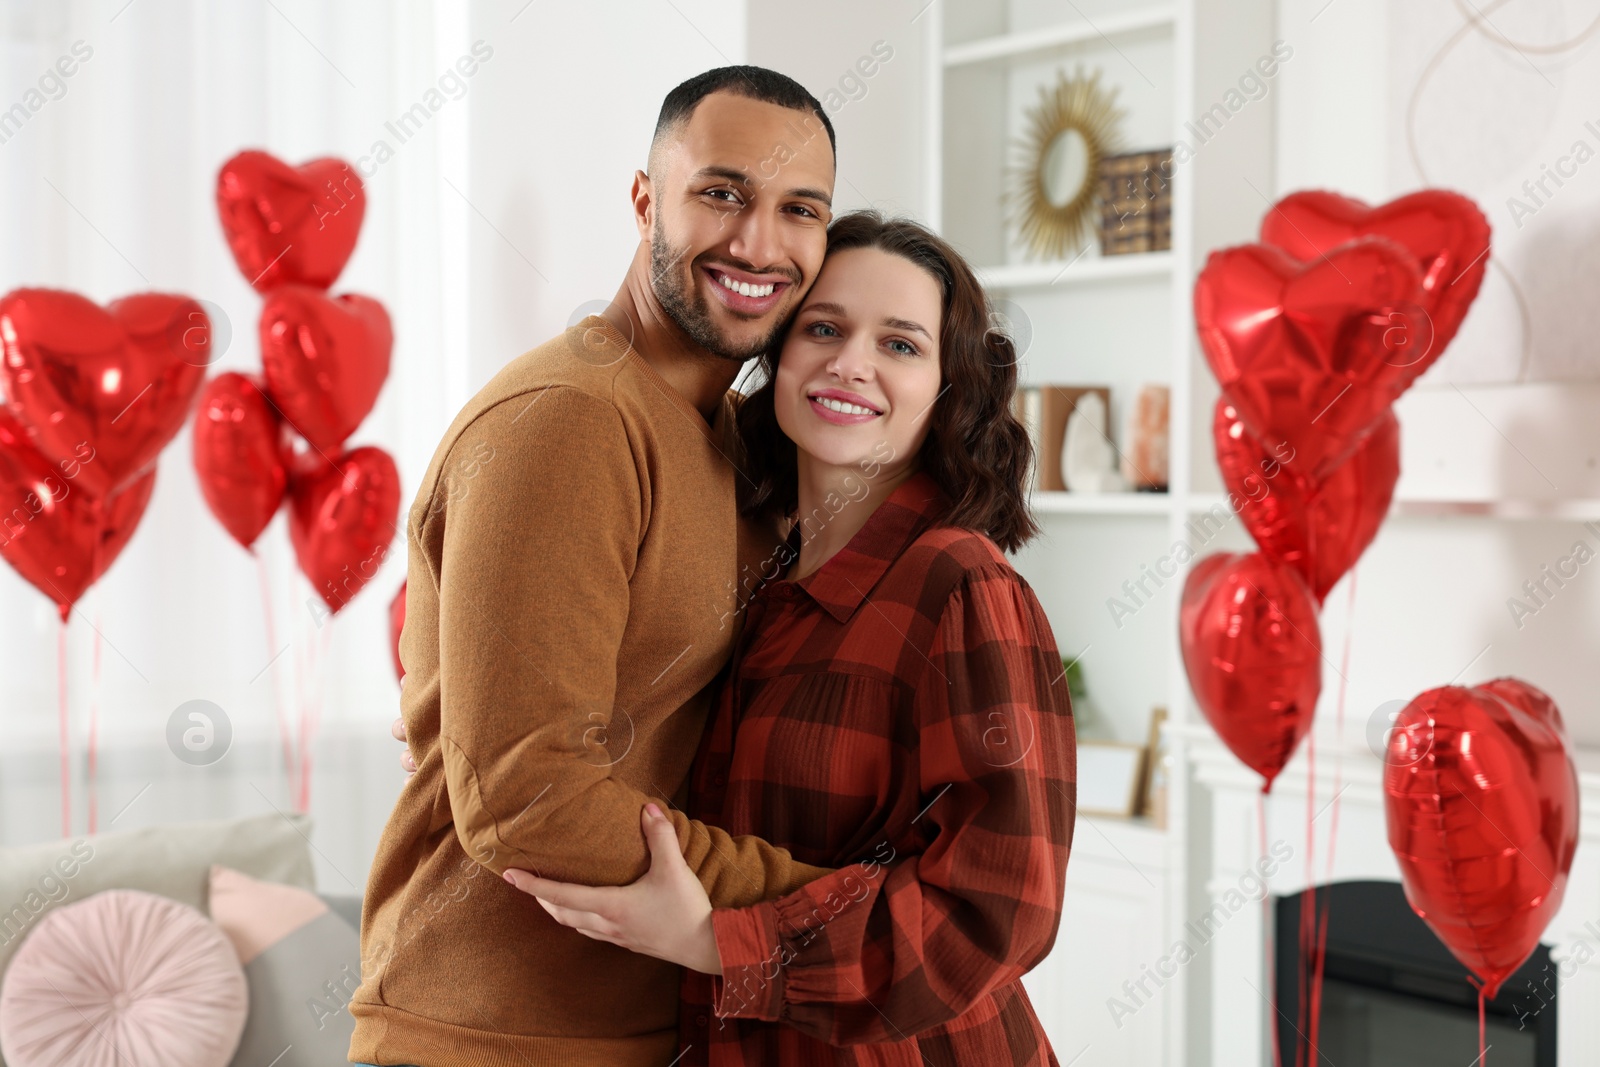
1395, 499, 1600, 524
1077, 812, 1169, 853
944, 5, 1177, 68
1391, 499, 1600, 522
1187, 493, 1600, 522
1031, 490, 1173, 516
977, 251, 1174, 292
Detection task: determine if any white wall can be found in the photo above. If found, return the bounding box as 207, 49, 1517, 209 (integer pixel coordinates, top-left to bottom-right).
747, 0, 932, 221
464, 0, 746, 384
0, 0, 468, 887
1270, 0, 1600, 749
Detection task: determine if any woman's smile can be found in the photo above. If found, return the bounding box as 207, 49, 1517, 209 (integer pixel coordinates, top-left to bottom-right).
807, 387, 883, 424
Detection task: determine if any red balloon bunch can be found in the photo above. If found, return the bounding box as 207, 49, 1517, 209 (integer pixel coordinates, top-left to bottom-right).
0, 289, 210, 619
196, 150, 399, 616
389, 580, 406, 682
1383, 678, 1578, 998
1182, 190, 1490, 789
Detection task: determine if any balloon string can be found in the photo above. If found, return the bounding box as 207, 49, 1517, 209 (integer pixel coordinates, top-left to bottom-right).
296, 618, 335, 812
1478, 984, 1487, 1066
1260, 792, 1283, 1067
1325, 571, 1356, 883
294, 619, 310, 812
1297, 889, 1307, 1067
312, 619, 333, 808
303, 620, 320, 812
313, 620, 333, 809
87, 611, 103, 835
256, 550, 293, 780
1308, 889, 1330, 1063
1298, 720, 1317, 1067
290, 614, 303, 810
58, 619, 70, 838
1308, 570, 1358, 1061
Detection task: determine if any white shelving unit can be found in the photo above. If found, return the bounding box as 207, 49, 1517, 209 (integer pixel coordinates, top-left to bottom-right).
941, 5, 1178, 68
1030, 490, 1173, 515
927, 5, 1600, 1065
923, 2, 1278, 1064
1183, 493, 1600, 522
976, 249, 1175, 291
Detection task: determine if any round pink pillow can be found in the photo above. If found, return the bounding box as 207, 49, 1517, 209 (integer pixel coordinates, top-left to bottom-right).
0, 888, 247, 1067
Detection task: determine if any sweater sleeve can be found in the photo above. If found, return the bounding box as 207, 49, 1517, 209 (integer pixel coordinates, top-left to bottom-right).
705, 565, 1076, 1042
425, 386, 830, 907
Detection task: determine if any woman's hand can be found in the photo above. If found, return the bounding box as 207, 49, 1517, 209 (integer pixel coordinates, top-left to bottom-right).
394, 673, 417, 775
502, 804, 722, 975
392, 715, 416, 774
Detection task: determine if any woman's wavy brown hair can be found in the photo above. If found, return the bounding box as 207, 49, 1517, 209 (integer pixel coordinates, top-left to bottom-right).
735, 209, 1039, 553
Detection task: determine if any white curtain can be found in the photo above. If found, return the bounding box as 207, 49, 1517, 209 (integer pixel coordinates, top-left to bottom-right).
0, 0, 751, 888
0, 0, 471, 880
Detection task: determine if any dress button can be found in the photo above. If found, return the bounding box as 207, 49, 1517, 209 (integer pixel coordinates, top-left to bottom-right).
713, 772, 727, 786
695, 1013, 709, 1027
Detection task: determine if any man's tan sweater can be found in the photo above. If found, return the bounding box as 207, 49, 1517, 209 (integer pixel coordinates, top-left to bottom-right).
349, 317, 828, 1066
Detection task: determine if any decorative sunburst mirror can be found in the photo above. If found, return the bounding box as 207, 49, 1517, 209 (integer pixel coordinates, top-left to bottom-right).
1007, 66, 1125, 260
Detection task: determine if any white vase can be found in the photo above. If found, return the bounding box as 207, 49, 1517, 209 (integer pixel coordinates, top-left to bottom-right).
1062, 392, 1128, 492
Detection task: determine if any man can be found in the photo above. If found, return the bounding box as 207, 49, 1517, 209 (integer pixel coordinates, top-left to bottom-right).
349, 67, 839, 1066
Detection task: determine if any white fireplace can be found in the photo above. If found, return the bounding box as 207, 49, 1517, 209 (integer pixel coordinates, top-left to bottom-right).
1179, 722, 1600, 1065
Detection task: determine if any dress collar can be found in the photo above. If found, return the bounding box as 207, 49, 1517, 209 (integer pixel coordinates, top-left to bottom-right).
782, 468, 952, 623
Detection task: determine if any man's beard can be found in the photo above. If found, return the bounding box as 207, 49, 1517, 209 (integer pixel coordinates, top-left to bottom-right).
650, 217, 790, 363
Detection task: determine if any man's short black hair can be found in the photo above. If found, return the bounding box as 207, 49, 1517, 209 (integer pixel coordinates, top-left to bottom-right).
650, 65, 836, 175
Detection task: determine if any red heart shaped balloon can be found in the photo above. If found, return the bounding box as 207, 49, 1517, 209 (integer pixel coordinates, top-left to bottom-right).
1214, 397, 1399, 604
0, 289, 209, 499
193, 372, 294, 549
0, 408, 155, 621
288, 445, 400, 616
390, 579, 406, 682
1383, 678, 1578, 999
1195, 239, 1427, 479
1261, 189, 1490, 377
216, 151, 365, 292
1180, 552, 1322, 791
259, 286, 392, 452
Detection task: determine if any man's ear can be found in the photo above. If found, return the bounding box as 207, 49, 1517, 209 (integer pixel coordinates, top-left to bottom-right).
631, 169, 653, 239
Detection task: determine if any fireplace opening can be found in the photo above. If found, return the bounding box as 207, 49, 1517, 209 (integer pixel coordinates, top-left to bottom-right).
1274, 881, 1555, 1067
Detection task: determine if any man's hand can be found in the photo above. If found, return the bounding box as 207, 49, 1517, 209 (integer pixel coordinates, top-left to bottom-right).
502, 804, 722, 974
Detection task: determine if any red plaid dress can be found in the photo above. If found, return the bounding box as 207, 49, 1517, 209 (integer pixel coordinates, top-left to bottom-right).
678, 469, 1076, 1065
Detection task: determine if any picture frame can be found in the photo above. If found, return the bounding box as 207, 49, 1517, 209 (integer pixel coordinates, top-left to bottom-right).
1077, 740, 1146, 818
1140, 706, 1168, 818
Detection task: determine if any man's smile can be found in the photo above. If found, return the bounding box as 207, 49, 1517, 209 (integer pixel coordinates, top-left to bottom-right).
702, 264, 790, 314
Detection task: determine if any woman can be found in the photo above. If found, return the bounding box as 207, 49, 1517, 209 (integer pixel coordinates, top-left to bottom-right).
502, 210, 1077, 1065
